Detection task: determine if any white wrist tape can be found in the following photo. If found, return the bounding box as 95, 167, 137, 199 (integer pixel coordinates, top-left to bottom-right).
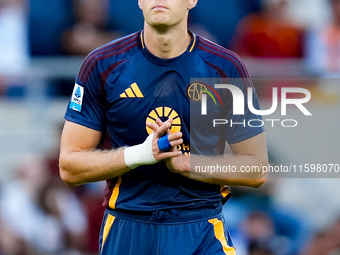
124, 133, 159, 169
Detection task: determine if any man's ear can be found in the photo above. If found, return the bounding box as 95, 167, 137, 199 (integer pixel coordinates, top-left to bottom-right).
188, 0, 198, 10
138, 0, 143, 10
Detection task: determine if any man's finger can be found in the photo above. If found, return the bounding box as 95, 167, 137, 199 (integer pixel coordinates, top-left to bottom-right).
157, 135, 172, 152
168, 132, 182, 141
154, 121, 172, 138
155, 118, 165, 126
169, 138, 183, 148
154, 150, 182, 161
146, 122, 159, 133
157, 132, 183, 152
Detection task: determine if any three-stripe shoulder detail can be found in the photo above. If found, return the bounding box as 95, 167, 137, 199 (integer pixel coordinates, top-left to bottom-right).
197, 37, 251, 79
79, 32, 139, 83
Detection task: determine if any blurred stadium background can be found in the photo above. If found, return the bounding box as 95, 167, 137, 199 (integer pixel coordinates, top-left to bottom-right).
0, 0, 340, 254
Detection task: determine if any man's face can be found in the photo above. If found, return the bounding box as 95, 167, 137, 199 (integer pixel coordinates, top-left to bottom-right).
138, 0, 197, 28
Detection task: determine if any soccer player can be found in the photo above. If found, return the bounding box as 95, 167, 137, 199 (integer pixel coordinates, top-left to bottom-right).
59, 0, 268, 254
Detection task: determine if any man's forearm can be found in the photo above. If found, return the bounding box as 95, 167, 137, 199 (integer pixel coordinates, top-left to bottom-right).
168, 153, 268, 188
59, 148, 130, 186
59, 120, 183, 187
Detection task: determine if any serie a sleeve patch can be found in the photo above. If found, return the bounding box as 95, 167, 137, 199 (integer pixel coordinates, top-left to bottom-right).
69, 83, 84, 112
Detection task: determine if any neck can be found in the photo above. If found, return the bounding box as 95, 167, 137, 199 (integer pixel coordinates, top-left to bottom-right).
143, 20, 191, 59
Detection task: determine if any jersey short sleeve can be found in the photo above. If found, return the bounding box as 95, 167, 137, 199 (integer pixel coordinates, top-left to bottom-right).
224, 58, 264, 144
64, 55, 105, 131
194, 36, 265, 148
219, 53, 264, 144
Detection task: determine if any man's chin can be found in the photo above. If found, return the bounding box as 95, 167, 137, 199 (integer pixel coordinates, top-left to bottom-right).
148, 13, 173, 24
147, 20, 173, 30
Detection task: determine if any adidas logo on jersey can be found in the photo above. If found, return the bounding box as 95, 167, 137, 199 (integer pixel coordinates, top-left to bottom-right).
120, 83, 144, 98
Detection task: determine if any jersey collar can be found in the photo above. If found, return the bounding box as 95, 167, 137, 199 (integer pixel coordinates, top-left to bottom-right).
139, 30, 197, 67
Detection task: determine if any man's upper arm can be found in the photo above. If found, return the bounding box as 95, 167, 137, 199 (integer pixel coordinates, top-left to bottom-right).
229, 132, 267, 159
60, 121, 102, 155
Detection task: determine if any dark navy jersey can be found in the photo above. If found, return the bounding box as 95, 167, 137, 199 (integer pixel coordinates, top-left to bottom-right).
64, 31, 264, 211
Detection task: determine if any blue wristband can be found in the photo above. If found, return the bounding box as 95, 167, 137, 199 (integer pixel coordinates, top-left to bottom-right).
158, 135, 172, 152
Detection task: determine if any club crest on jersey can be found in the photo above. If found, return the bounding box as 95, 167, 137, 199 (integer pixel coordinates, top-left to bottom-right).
145, 106, 190, 155
70, 83, 84, 112
145, 106, 181, 134
187, 82, 208, 102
